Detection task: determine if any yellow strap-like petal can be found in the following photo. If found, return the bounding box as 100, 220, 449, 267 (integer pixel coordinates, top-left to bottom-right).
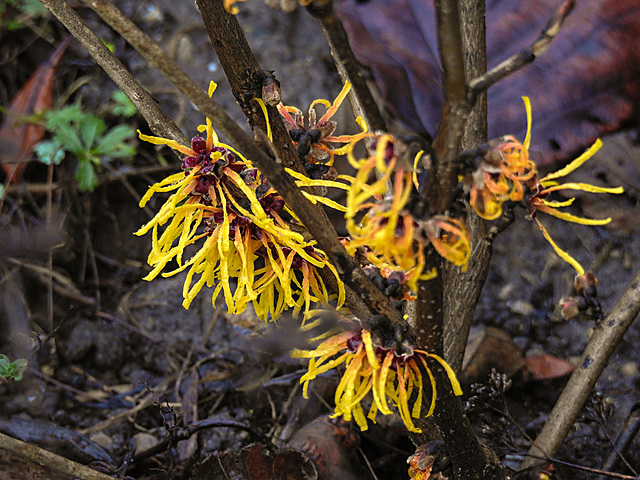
427, 353, 463, 396
522, 97, 532, 150
540, 139, 603, 182
535, 218, 585, 275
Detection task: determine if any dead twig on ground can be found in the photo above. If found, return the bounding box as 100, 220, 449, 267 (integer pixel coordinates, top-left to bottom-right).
519, 266, 640, 471
0, 431, 116, 480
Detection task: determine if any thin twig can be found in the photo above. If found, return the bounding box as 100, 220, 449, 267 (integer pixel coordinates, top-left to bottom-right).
468, 0, 576, 103
305, 0, 387, 133
38, 0, 187, 146
519, 266, 640, 471
79, 0, 267, 157
523, 452, 640, 479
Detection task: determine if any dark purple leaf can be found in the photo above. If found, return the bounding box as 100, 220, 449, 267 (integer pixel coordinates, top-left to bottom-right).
336, 0, 640, 165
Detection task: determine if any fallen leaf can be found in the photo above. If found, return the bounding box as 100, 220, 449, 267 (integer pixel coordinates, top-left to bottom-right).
525, 354, 575, 380
462, 326, 526, 387
192, 443, 317, 480
0, 37, 70, 183
336, 0, 640, 165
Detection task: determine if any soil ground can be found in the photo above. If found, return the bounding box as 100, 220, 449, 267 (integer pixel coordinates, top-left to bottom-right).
1, 2, 639, 479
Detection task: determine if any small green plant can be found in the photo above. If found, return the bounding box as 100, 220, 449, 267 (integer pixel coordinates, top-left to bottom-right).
110, 90, 138, 118
35, 103, 136, 191
0, 354, 28, 382
0, 0, 48, 30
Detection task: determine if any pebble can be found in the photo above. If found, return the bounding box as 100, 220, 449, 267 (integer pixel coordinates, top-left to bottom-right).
509, 299, 534, 316
620, 361, 639, 378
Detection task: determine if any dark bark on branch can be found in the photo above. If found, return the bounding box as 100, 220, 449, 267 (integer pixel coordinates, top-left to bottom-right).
305, 0, 388, 133
443, 0, 490, 374
39, 0, 186, 146
417, 1, 506, 478
194, 0, 404, 325
196, 0, 306, 176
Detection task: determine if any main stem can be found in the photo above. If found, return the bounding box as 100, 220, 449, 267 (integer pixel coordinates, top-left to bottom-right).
418, 1, 506, 478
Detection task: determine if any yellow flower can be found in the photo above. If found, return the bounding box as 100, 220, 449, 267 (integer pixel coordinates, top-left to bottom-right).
135, 84, 344, 321
527, 138, 623, 275
343, 136, 434, 290
292, 317, 462, 433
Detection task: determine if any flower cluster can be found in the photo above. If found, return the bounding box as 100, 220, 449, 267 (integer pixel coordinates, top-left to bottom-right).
468, 97, 623, 274
469, 98, 536, 220
344, 135, 471, 291
292, 314, 461, 433
135, 85, 344, 321
525, 138, 623, 275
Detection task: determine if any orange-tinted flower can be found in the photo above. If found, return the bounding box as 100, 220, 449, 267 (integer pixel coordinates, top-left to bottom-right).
407, 446, 436, 480
292, 316, 461, 433
277, 81, 368, 167
470, 98, 537, 220
469, 97, 623, 275
423, 216, 472, 271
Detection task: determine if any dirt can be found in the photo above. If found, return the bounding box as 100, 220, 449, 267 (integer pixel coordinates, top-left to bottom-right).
1, 2, 639, 480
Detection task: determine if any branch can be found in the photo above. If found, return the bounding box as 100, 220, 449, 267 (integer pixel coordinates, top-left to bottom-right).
519, 266, 640, 471
0, 431, 115, 480
443, 0, 489, 373
39, 0, 187, 146
468, 0, 576, 102
305, 0, 388, 133
194, 0, 404, 325
195, 0, 306, 175
410, 3, 507, 479
79, 0, 274, 160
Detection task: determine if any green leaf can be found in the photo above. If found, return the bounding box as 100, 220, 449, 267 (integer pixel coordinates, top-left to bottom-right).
46, 105, 85, 130
95, 125, 135, 157
53, 125, 84, 155
76, 159, 99, 191
80, 115, 106, 150
19, 0, 48, 17
0, 355, 27, 381
35, 139, 66, 165
111, 90, 138, 117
